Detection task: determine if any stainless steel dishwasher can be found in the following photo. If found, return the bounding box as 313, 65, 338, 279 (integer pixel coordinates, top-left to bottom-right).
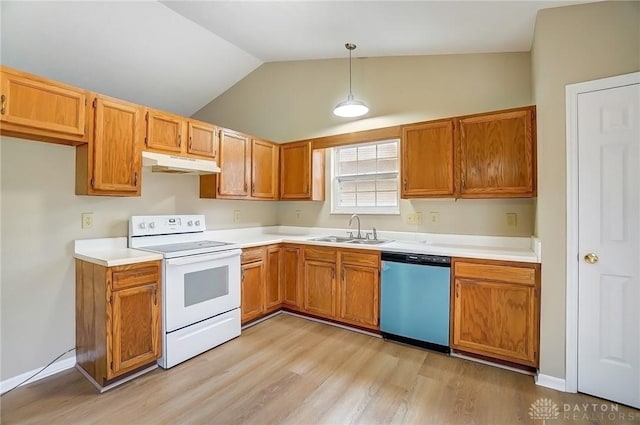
380, 252, 451, 353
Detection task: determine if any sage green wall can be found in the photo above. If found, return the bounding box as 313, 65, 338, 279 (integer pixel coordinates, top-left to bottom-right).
0, 137, 278, 380
531, 1, 640, 379
194, 52, 536, 237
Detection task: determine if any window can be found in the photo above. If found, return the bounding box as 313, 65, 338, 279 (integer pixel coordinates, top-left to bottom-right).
331, 139, 400, 214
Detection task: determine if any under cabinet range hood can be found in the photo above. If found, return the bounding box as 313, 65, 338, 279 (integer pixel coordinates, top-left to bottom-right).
141, 151, 220, 175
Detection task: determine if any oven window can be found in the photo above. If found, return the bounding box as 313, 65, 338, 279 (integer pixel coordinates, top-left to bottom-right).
184, 265, 229, 307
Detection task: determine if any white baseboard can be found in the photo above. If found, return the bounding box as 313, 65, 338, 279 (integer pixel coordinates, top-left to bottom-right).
535, 373, 567, 392
0, 355, 76, 395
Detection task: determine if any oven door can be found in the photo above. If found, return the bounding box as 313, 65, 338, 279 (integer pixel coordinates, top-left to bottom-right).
164, 249, 241, 332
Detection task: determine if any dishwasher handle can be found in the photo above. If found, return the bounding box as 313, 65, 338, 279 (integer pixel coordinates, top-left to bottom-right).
381, 251, 451, 267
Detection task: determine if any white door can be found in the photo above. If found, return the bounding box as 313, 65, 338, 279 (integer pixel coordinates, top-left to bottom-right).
577, 81, 640, 408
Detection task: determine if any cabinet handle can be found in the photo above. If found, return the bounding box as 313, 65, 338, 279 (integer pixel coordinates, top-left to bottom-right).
461, 175, 466, 189
178, 134, 182, 148
455, 282, 460, 298
252, 182, 255, 193
134, 172, 138, 186
0, 94, 5, 115
403, 179, 407, 190
244, 182, 248, 192
214, 149, 217, 158
342, 266, 345, 282
189, 136, 193, 150
332, 268, 335, 280
241, 270, 245, 282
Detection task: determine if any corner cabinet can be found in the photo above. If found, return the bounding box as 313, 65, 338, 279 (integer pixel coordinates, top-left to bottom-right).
401, 120, 455, 198
200, 130, 279, 200
457, 107, 536, 198
451, 258, 540, 367
280, 141, 325, 200
75, 260, 161, 389
75, 94, 144, 196
282, 244, 302, 309
0, 66, 88, 146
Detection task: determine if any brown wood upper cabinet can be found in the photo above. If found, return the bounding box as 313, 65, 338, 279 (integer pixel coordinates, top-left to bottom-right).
457, 107, 536, 198
76, 260, 161, 388
76, 94, 144, 196
0, 66, 88, 146
401, 120, 455, 198
145, 109, 219, 161
451, 258, 540, 367
200, 129, 279, 200
280, 141, 325, 200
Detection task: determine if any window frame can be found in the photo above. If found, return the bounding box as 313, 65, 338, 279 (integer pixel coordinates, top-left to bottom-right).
330, 138, 401, 215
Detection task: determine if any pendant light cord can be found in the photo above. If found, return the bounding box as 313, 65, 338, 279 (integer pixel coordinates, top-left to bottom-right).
348, 47, 353, 97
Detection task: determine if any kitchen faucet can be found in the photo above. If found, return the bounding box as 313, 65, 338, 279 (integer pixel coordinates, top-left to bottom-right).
348, 214, 362, 239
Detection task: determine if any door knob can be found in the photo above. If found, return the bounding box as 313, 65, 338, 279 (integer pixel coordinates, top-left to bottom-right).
584, 253, 599, 264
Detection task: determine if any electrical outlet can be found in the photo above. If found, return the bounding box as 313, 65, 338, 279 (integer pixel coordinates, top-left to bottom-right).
429, 211, 440, 224
295, 210, 302, 221
233, 210, 241, 223
81, 212, 93, 229
407, 212, 423, 225
506, 212, 518, 227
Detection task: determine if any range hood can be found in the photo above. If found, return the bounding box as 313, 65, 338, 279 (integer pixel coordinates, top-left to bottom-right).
142, 151, 220, 175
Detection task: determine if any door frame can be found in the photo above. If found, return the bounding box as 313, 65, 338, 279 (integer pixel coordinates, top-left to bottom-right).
565, 71, 640, 392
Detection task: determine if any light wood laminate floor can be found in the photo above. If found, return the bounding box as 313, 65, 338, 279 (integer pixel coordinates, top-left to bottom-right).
2, 314, 639, 425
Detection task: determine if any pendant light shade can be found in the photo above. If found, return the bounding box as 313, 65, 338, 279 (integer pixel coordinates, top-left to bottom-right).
333, 43, 368, 118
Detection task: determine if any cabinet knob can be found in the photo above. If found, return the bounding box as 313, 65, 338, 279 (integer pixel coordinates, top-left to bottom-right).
0, 94, 6, 115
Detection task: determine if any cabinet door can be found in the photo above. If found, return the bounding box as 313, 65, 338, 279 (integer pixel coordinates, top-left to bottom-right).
282, 246, 301, 308
146, 110, 184, 154
340, 264, 379, 329
241, 261, 265, 323
252, 139, 278, 199
303, 260, 336, 318
265, 246, 282, 310
188, 121, 218, 159
92, 96, 143, 194
280, 142, 310, 199
109, 283, 160, 378
401, 121, 454, 198
452, 278, 538, 366
219, 129, 251, 197
0, 67, 87, 145
458, 108, 536, 198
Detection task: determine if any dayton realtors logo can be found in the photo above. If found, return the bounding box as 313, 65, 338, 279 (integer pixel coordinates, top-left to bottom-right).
529, 398, 560, 424
529, 398, 639, 423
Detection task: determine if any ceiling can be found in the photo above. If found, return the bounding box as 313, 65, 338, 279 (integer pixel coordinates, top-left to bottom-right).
1, 1, 592, 117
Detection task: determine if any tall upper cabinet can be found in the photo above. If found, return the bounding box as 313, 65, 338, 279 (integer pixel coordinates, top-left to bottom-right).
200, 129, 279, 200
76, 94, 145, 196
401, 120, 455, 198
457, 107, 536, 198
0, 66, 88, 146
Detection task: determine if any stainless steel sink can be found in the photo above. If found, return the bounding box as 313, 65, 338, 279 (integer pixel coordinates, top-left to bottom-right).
347, 239, 391, 245
308, 236, 391, 245
308, 236, 355, 243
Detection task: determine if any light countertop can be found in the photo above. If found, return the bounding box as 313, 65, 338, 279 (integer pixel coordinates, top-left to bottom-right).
74, 227, 541, 265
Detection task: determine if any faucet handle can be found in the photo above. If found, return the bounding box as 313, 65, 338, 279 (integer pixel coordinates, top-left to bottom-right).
347, 231, 354, 238
372, 227, 377, 240
365, 232, 372, 240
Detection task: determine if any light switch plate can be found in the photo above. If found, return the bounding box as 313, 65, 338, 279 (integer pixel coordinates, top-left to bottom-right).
233, 210, 241, 223
81, 212, 93, 229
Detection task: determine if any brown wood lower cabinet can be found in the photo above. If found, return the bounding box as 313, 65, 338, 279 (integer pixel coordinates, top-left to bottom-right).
338, 250, 380, 329
451, 258, 540, 367
75, 260, 161, 389
239, 243, 380, 330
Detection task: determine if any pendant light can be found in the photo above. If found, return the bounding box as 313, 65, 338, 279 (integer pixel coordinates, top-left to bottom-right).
333, 43, 369, 118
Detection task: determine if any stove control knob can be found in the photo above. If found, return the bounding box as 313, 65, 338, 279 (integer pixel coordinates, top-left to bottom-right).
195, 220, 201, 226
139, 223, 146, 229
149, 222, 156, 229
187, 220, 193, 226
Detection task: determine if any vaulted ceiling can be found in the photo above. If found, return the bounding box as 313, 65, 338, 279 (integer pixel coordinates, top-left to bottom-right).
1, 1, 593, 116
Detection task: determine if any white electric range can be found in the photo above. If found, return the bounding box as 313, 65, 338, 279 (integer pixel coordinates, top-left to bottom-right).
129, 215, 241, 369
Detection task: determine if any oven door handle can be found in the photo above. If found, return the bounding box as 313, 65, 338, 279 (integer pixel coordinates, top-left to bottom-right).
165, 249, 242, 266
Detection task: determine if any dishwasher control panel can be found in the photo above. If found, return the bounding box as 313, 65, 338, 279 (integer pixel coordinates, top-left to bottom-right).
381, 252, 451, 266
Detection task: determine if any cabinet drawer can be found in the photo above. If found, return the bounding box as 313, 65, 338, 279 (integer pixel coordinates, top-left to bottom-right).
454, 261, 536, 286
304, 246, 337, 262
340, 250, 379, 267
242, 247, 265, 264
111, 261, 160, 291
